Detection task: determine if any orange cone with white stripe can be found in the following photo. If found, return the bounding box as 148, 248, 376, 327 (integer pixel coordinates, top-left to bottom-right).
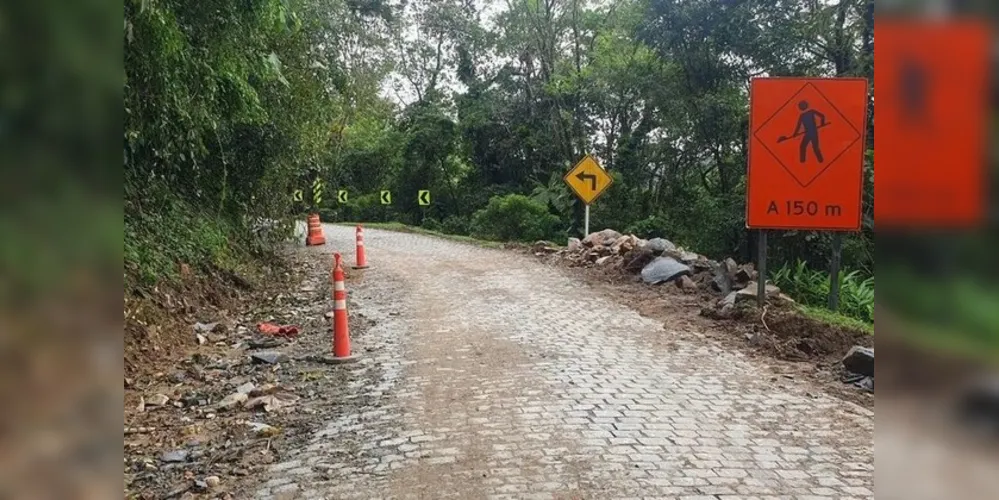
331, 252, 355, 361
352, 225, 369, 269
305, 213, 326, 246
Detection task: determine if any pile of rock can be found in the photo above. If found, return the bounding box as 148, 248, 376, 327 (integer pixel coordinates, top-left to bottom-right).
538, 229, 762, 297
708, 280, 786, 319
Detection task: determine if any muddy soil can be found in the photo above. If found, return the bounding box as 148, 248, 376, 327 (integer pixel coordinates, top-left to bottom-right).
123, 246, 373, 499
125, 262, 272, 383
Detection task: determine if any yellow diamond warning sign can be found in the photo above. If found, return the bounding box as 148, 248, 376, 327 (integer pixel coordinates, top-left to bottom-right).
564, 155, 613, 205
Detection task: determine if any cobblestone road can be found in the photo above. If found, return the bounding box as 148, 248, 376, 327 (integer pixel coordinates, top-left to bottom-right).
255, 225, 873, 499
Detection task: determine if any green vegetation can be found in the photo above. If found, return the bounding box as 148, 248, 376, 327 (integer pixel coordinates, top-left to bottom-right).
898, 319, 999, 367
797, 305, 874, 335
124, 199, 238, 285
125, 0, 874, 294
470, 195, 563, 243
880, 264, 999, 360
772, 260, 874, 325
124, 0, 394, 285
328, 0, 871, 270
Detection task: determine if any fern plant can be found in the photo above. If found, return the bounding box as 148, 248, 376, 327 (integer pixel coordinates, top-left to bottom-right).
773, 260, 874, 324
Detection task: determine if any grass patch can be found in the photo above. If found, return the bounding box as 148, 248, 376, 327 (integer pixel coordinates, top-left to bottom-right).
337, 222, 504, 249
797, 304, 873, 335
879, 269, 999, 364
893, 317, 999, 367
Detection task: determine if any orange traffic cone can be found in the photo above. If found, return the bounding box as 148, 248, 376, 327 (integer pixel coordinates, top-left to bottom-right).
352, 224, 369, 269
305, 213, 326, 246
331, 252, 356, 361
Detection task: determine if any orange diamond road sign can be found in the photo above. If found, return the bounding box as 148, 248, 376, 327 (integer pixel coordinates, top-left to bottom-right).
747, 77, 868, 231
564, 154, 613, 205
875, 19, 989, 228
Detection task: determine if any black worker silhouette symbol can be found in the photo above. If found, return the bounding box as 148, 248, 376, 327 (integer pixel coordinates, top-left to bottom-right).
753, 82, 862, 188
900, 57, 929, 125
776, 101, 829, 164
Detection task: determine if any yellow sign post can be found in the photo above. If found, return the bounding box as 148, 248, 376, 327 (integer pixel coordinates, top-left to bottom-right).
418, 190, 431, 206
563, 154, 613, 235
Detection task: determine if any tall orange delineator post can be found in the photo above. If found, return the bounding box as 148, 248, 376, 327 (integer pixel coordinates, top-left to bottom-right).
331, 252, 355, 361
352, 224, 369, 269
305, 213, 326, 246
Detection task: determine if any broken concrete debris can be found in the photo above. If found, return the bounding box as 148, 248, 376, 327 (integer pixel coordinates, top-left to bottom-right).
532, 240, 559, 255
145, 394, 170, 407
567, 237, 583, 252
677, 275, 697, 291
159, 449, 190, 463
548, 229, 763, 299
217, 392, 249, 410
543, 229, 811, 325
646, 237, 676, 254
842, 346, 874, 377
640, 257, 691, 285
582, 228, 622, 247
250, 351, 289, 365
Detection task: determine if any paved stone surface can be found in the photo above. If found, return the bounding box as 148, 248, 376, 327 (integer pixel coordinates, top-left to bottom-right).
253, 225, 873, 499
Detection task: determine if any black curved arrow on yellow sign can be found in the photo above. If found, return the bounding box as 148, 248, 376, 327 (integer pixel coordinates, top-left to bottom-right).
418, 190, 431, 206
575, 171, 597, 190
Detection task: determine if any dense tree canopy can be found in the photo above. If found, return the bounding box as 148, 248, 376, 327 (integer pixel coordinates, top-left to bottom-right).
124, 0, 874, 285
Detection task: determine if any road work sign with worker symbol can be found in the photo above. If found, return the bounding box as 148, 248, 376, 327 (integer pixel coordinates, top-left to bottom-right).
747, 77, 868, 231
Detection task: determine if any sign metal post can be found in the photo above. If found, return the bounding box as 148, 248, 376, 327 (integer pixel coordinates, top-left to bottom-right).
564, 155, 612, 237
746, 77, 869, 308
